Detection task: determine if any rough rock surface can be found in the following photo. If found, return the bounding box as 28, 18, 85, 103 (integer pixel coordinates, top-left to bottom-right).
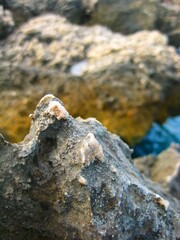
88, 0, 180, 47
0, 94, 180, 239
0, 14, 180, 144
2, 0, 180, 47
0, 5, 14, 38
134, 144, 180, 200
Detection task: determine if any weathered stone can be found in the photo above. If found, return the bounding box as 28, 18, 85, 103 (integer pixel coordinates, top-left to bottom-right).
0, 5, 14, 38
0, 14, 180, 144
88, 0, 159, 33
155, 2, 180, 47
134, 144, 180, 199
1, 0, 86, 25
0, 94, 179, 239
88, 0, 180, 47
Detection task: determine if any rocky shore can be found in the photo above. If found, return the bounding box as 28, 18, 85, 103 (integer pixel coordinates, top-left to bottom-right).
0, 95, 179, 239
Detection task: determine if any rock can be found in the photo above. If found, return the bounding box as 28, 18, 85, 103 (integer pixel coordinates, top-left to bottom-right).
0, 5, 14, 38
1, 0, 86, 25
155, 2, 180, 47
0, 14, 180, 144
88, 0, 159, 34
0, 94, 180, 239
87, 0, 180, 47
134, 144, 180, 199
2, 0, 180, 47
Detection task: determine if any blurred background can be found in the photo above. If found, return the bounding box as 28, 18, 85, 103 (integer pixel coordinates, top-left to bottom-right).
0, 0, 179, 191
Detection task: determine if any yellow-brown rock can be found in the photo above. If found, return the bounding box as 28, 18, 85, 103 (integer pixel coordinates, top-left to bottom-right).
0, 15, 180, 144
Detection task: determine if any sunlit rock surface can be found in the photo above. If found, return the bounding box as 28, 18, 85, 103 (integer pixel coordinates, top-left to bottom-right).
0, 95, 179, 239
134, 145, 180, 200
0, 14, 180, 143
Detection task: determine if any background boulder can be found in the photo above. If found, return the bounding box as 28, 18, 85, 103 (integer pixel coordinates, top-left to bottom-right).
0, 5, 14, 38
0, 14, 179, 143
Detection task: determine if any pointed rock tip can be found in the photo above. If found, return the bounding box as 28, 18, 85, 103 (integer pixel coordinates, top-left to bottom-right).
35, 94, 69, 120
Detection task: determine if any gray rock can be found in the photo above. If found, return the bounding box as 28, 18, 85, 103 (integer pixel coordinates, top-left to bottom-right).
155, 2, 180, 47
87, 0, 180, 47
0, 94, 180, 239
88, 0, 159, 33
1, 0, 86, 25
134, 144, 180, 200
0, 5, 14, 38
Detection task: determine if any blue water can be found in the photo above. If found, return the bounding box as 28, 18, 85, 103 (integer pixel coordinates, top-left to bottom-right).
132, 116, 180, 158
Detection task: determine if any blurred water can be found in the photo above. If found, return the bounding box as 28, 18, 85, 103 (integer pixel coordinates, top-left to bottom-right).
132, 116, 180, 158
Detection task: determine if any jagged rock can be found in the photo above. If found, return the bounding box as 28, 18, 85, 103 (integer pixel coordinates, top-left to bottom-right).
0, 14, 180, 143
134, 144, 180, 199
0, 5, 14, 38
0, 94, 180, 239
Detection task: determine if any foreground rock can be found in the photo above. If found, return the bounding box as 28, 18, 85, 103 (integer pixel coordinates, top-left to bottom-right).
0, 5, 14, 38
134, 144, 180, 200
0, 94, 179, 239
0, 15, 180, 143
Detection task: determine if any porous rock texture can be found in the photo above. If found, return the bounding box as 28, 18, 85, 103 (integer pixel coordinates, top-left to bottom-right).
0, 5, 14, 38
87, 0, 180, 47
0, 14, 180, 144
134, 144, 180, 200
2, 0, 180, 47
0, 94, 180, 240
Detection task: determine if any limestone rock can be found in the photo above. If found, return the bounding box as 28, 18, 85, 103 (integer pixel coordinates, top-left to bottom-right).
134, 144, 180, 199
0, 5, 14, 38
0, 14, 180, 143
0, 94, 180, 239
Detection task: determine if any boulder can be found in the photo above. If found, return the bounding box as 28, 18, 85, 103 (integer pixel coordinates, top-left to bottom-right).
88, 0, 159, 34
155, 2, 180, 47
0, 14, 180, 143
88, 0, 180, 47
0, 94, 180, 239
134, 144, 180, 199
0, 0, 86, 25
0, 5, 14, 38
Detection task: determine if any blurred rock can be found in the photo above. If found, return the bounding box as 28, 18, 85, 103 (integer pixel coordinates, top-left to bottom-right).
1, 0, 86, 25
88, 0, 158, 33
134, 144, 180, 199
88, 0, 180, 47
0, 5, 14, 38
0, 94, 180, 239
155, 2, 180, 47
0, 14, 180, 143
2, 0, 180, 48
